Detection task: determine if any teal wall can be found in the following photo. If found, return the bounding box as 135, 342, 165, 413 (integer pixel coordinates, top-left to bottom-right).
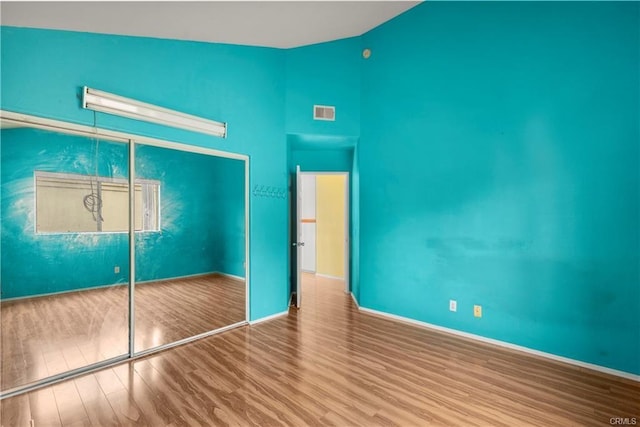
359, 2, 640, 374
1, 128, 245, 299
289, 149, 353, 174
286, 134, 358, 174
285, 37, 361, 137
0, 27, 286, 319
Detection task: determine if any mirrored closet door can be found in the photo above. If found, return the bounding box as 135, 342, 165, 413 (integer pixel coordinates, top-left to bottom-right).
0, 113, 249, 397
1, 123, 130, 392
133, 143, 247, 353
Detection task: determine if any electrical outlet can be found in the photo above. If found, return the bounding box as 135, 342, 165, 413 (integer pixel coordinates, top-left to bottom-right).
449, 300, 457, 312
474, 305, 482, 318
114, 266, 120, 274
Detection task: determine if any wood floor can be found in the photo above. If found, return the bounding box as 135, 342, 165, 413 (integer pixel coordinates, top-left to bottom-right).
1, 274, 245, 391
2, 273, 638, 426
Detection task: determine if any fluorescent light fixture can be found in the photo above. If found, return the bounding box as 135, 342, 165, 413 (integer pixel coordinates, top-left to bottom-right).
82, 87, 226, 138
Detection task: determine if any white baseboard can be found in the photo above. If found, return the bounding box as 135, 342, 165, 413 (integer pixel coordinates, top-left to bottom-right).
249, 310, 288, 326
316, 273, 345, 281
214, 272, 245, 282
358, 306, 640, 382
350, 292, 360, 309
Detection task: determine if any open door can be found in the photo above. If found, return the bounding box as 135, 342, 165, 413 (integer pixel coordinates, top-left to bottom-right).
289, 165, 304, 308
295, 165, 303, 307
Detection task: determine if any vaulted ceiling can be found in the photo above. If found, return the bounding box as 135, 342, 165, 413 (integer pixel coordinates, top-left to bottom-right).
0, 1, 420, 48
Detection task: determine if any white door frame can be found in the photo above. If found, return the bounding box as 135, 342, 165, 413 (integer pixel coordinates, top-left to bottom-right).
298, 171, 350, 294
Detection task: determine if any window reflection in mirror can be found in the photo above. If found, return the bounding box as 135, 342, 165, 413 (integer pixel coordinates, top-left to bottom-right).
0, 118, 248, 394
1, 125, 130, 391
34, 172, 160, 233
133, 143, 247, 353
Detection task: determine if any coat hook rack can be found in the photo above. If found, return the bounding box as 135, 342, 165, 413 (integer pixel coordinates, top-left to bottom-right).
253, 184, 286, 199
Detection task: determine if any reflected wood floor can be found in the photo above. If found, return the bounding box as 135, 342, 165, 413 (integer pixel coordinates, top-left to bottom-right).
1, 274, 245, 391
2, 273, 639, 426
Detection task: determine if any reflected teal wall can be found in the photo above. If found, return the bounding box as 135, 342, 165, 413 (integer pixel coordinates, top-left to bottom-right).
1, 129, 246, 299
1, 128, 130, 298
135, 145, 246, 282
360, 2, 640, 374
0, 27, 286, 319
210, 157, 246, 278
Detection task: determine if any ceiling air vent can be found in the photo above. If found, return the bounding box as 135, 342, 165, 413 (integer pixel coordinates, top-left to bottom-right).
313, 105, 335, 121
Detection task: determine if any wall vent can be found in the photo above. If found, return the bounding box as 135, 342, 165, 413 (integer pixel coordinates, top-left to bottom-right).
313, 105, 335, 121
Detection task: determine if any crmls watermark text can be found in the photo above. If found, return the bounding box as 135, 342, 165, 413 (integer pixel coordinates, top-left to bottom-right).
610, 418, 637, 425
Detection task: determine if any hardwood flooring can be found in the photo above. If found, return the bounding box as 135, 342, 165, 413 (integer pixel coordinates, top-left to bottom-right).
1, 274, 245, 391
1, 273, 638, 426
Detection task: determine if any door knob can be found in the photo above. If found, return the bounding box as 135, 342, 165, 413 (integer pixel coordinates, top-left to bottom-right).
292, 242, 305, 247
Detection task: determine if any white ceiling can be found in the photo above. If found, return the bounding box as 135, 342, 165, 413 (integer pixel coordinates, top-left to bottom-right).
0, 1, 420, 49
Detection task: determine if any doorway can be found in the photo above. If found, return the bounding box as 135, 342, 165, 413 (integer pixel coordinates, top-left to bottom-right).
292, 169, 349, 308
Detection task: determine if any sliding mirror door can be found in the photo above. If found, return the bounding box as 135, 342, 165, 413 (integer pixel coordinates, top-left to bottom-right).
133, 143, 246, 353
1, 124, 130, 392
